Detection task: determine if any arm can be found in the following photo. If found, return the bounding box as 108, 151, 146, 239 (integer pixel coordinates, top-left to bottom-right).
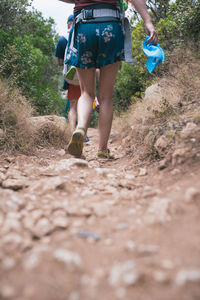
130, 0, 158, 44
58, 58, 64, 66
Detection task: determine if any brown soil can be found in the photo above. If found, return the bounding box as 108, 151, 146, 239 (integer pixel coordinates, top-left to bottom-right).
0, 128, 200, 300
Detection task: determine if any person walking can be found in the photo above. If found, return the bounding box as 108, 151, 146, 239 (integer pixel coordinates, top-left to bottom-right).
60, 0, 158, 158
55, 14, 81, 133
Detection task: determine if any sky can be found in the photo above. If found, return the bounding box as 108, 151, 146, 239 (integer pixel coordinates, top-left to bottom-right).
31, 0, 74, 36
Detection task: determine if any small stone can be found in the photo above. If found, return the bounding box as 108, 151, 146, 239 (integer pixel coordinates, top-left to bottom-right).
23, 253, 40, 270
138, 168, 147, 176
108, 260, 140, 287
125, 241, 136, 252
143, 186, 160, 198
160, 259, 174, 270
115, 287, 126, 299
2, 233, 23, 251
91, 203, 110, 217
57, 149, 66, 156
77, 231, 101, 242
1, 217, 22, 234
125, 174, 135, 180
176, 269, 200, 286
53, 216, 69, 229
95, 168, 107, 176
171, 169, 181, 175
153, 271, 170, 283
128, 208, 136, 215
68, 291, 80, 300
32, 218, 52, 237
137, 244, 159, 256
172, 148, 188, 165
115, 223, 129, 231
180, 122, 198, 138
30, 209, 44, 222
2, 178, 26, 190
158, 159, 168, 170
0, 285, 16, 299
146, 198, 171, 223
2, 257, 16, 270
72, 220, 84, 228
154, 135, 169, 152
184, 187, 200, 203
54, 249, 82, 269
104, 238, 113, 246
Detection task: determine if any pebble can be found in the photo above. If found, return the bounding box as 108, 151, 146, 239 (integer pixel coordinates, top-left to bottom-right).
114, 223, 129, 231
160, 259, 175, 270
54, 249, 82, 269
115, 287, 126, 299
153, 271, 170, 283
57, 149, 66, 156
2, 257, 17, 270
68, 291, 80, 300
77, 231, 101, 242
32, 218, 52, 237
1, 217, 22, 233
104, 238, 113, 246
184, 187, 200, 203
0, 285, 16, 299
125, 174, 135, 180
91, 203, 110, 217
137, 244, 159, 256
52, 216, 69, 229
171, 168, 181, 175
108, 260, 140, 287
146, 198, 171, 223
2, 233, 23, 251
23, 253, 40, 270
125, 240, 136, 252
175, 269, 200, 286
62, 158, 89, 169
2, 178, 26, 190
138, 168, 147, 176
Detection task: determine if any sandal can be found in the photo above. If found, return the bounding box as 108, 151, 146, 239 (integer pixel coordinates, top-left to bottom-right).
97, 148, 114, 159
67, 127, 86, 158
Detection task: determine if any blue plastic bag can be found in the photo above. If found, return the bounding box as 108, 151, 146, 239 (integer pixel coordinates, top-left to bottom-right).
143, 36, 165, 73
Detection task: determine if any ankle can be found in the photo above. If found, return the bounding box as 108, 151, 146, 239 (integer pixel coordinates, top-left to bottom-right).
98, 146, 108, 152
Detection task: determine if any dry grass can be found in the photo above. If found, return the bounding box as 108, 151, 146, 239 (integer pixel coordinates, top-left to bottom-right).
0, 80, 70, 154
0, 80, 35, 153
113, 48, 200, 164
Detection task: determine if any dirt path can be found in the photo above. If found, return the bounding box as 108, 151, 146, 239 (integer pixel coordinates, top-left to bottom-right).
0, 128, 200, 300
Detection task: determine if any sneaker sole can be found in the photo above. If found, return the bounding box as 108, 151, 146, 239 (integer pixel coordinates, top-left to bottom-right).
67, 132, 84, 158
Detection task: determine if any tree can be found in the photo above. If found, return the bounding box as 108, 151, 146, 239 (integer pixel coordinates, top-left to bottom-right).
0, 0, 65, 115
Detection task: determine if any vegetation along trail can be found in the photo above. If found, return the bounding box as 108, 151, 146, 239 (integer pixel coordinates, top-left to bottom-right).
0, 0, 200, 299
0, 126, 200, 300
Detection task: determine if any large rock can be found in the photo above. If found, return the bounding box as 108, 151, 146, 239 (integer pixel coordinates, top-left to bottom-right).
27, 115, 69, 145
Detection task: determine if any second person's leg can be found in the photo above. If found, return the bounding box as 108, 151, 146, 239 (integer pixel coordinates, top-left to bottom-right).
68, 99, 77, 133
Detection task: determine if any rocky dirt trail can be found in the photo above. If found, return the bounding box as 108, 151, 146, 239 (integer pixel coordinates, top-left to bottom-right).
0, 128, 200, 300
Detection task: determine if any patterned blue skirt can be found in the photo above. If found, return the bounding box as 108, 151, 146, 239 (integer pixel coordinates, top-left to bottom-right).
65, 20, 125, 69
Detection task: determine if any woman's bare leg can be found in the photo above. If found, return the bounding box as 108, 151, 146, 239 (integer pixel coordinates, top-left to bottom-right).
76, 68, 96, 133
98, 62, 120, 151
68, 99, 77, 133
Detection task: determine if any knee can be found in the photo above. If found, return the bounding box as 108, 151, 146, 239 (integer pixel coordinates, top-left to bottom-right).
81, 90, 95, 101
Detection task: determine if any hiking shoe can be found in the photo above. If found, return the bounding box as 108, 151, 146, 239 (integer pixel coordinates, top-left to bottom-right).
97, 149, 114, 159
67, 129, 85, 158
84, 136, 89, 143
